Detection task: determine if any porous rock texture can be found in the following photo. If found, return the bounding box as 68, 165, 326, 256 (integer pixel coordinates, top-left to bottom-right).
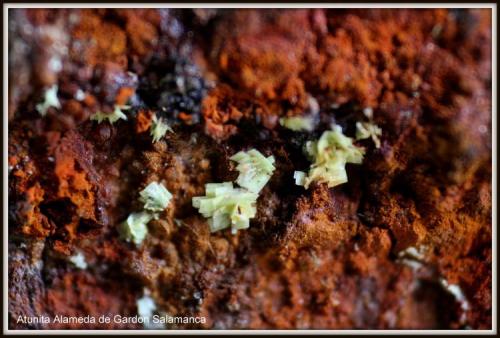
8, 8, 492, 329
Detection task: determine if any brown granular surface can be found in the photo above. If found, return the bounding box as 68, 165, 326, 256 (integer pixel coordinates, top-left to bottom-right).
8, 8, 492, 329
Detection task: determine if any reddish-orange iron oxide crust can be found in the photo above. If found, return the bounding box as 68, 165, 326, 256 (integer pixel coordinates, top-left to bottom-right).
8, 9, 491, 329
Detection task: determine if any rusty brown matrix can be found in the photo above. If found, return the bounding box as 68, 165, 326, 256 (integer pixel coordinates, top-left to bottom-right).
8, 8, 492, 329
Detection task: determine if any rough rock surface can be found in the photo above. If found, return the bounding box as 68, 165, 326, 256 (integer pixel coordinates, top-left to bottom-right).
8, 8, 492, 329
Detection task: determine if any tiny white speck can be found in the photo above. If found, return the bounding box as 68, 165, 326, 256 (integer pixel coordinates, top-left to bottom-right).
48, 57, 62, 72
69, 252, 87, 269
426, 42, 436, 51
137, 295, 156, 318
363, 107, 373, 119
48, 156, 55, 162
75, 89, 86, 101
398, 246, 425, 260
36, 85, 61, 116
307, 96, 320, 115
478, 125, 487, 134
137, 293, 165, 329
439, 278, 470, 324
400, 258, 423, 271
